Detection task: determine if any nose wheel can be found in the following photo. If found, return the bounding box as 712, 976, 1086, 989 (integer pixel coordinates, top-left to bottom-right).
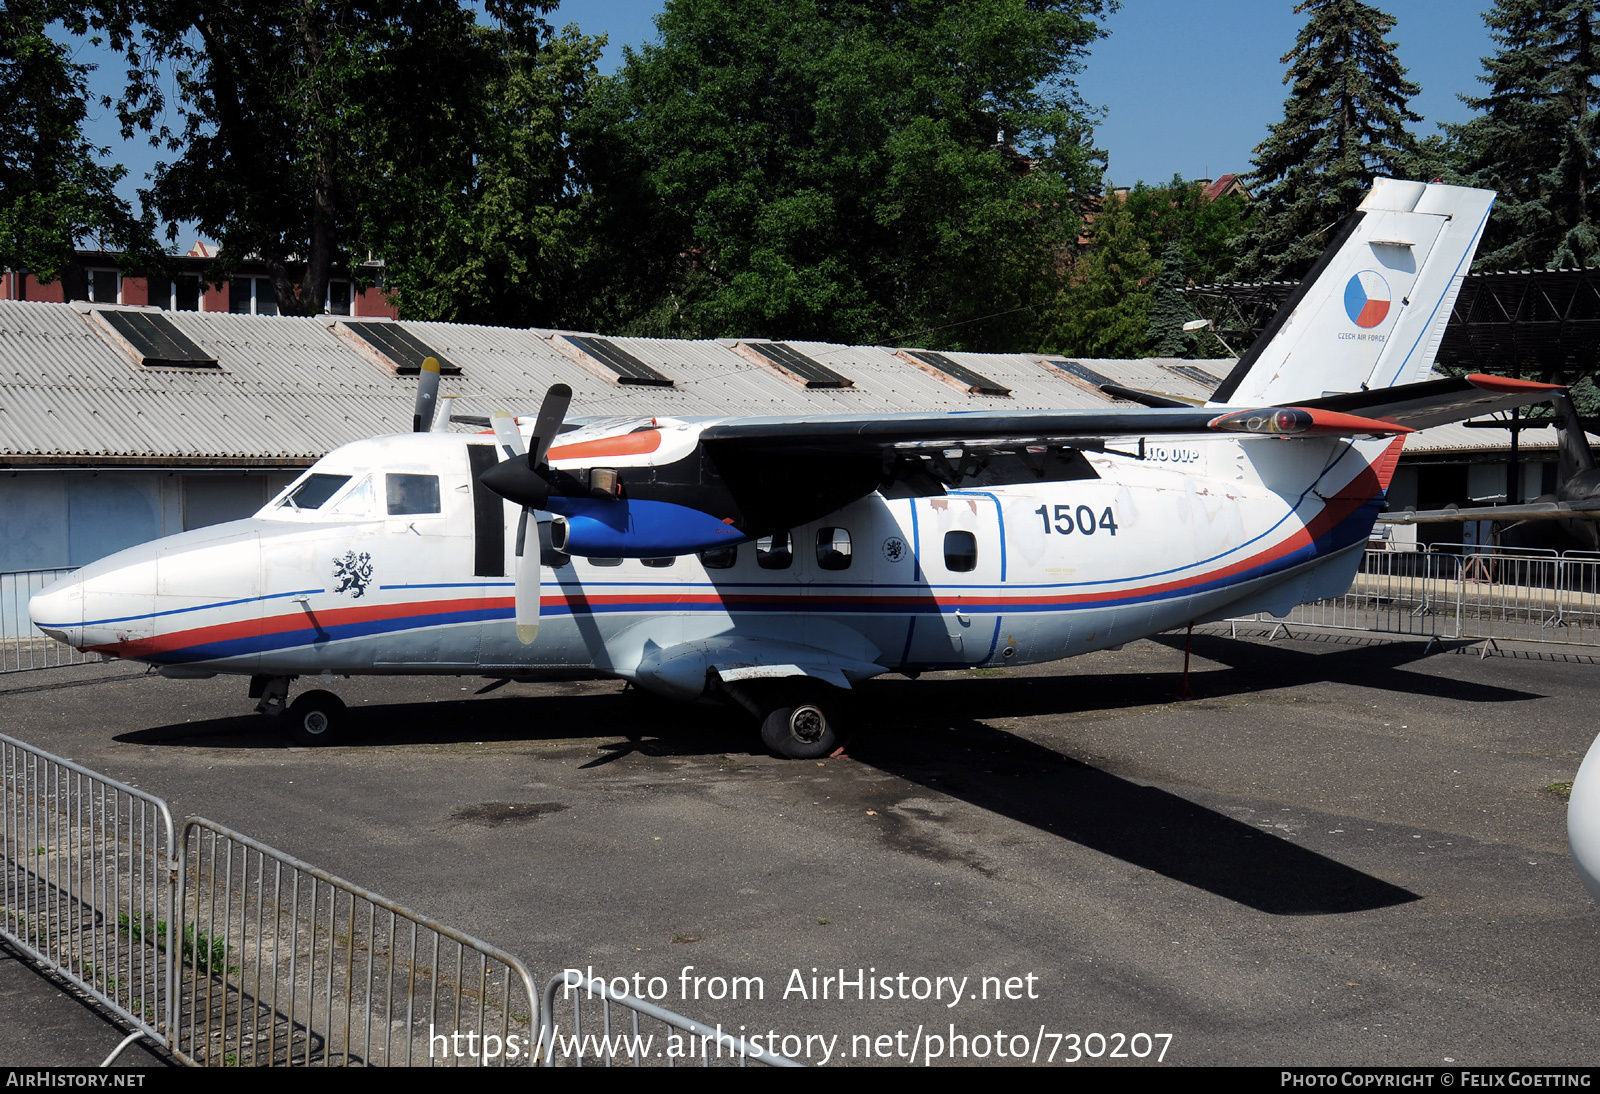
284, 689, 347, 746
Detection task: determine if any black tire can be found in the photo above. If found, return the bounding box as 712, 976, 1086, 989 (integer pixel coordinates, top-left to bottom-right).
760, 694, 839, 760
285, 689, 346, 746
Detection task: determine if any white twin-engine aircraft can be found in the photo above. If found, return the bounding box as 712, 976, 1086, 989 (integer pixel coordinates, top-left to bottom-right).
28, 179, 1562, 759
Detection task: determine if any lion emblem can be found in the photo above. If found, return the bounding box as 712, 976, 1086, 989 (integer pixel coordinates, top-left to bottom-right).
332, 551, 374, 598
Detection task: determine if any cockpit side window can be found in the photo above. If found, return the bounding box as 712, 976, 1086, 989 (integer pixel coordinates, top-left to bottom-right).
281, 474, 351, 511
327, 475, 378, 517
387, 474, 441, 515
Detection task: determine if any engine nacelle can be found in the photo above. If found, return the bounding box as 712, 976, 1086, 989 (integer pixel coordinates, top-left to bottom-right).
546, 498, 748, 558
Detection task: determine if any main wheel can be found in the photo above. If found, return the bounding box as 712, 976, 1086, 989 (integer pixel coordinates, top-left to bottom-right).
284, 689, 347, 746
760, 695, 839, 760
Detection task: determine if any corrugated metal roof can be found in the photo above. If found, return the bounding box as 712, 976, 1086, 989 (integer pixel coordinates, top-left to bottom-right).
1400, 421, 1600, 456
0, 299, 1561, 465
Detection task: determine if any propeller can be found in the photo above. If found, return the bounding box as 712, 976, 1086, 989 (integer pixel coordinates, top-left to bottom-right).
480, 384, 573, 645
413, 356, 442, 432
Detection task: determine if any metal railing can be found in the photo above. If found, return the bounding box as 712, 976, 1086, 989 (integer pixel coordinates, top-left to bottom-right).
1, 569, 92, 673
172, 819, 541, 1067
539, 970, 801, 1068
0, 731, 177, 1047
1240, 544, 1600, 649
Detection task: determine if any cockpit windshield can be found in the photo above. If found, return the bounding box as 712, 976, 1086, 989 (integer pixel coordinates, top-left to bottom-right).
280, 473, 351, 511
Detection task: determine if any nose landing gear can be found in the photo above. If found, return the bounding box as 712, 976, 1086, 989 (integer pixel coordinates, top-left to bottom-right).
250, 675, 347, 746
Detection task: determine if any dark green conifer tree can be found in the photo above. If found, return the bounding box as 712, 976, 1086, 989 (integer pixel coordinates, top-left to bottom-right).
1453, 0, 1600, 269
1144, 243, 1198, 357
1237, 0, 1420, 280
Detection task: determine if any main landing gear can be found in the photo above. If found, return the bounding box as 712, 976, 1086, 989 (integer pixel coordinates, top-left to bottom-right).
250, 675, 347, 746
721, 680, 843, 760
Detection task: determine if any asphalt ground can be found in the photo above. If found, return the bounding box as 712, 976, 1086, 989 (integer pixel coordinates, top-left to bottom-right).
0, 625, 1595, 1068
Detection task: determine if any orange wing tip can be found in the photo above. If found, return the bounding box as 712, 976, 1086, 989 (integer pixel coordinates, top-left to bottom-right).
1466, 373, 1564, 393
1209, 408, 1413, 436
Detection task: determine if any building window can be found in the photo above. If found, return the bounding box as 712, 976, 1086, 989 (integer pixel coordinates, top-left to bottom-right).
229, 276, 278, 315
327, 279, 352, 316
87, 269, 119, 304
163, 274, 201, 311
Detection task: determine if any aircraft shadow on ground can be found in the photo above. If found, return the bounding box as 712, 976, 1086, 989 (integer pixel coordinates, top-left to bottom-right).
116, 633, 1527, 914
847, 707, 1419, 917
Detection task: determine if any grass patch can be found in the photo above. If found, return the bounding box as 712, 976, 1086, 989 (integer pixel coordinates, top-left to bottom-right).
1548, 781, 1574, 800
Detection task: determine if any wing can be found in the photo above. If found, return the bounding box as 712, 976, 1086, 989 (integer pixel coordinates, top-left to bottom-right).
696, 404, 1410, 454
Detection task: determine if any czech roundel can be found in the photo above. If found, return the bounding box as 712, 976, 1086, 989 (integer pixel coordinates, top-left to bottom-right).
1343, 271, 1392, 328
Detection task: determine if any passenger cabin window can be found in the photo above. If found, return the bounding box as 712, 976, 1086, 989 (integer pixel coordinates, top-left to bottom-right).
282, 473, 350, 510
642, 557, 675, 568
586, 556, 623, 567
944, 531, 978, 572
756, 532, 793, 570
386, 474, 441, 515
700, 545, 737, 569
816, 527, 852, 571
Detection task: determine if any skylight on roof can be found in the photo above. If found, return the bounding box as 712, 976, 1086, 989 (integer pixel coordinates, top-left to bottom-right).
95, 310, 219, 369
901, 350, 1011, 397
341, 322, 460, 375
565, 336, 674, 387
1165, 364, 1224, 388
1047, 359, 1115, 391
742, 343, 853, 388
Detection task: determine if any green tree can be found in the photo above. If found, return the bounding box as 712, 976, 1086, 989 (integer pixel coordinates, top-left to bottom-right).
1052, 188, 1158, 358
0, 1, 149, 284
1144, 242, 1199, 357
101, 1, 594, 318
1123, 174, 1252, 286
574, 0, 1114, 349
1237, 0, 1421, 281
1453, 0, 1600, 269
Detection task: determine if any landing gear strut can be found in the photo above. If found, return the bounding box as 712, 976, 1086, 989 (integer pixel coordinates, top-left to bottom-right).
250, 675, 346, 746
721, 680, 842, 760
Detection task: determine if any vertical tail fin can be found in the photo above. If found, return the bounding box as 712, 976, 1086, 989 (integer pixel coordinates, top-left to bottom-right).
1210, 178, 1495, 407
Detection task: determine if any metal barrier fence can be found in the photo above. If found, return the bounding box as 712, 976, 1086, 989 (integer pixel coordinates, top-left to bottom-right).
171, 818, 541, 1067
1243, 544, 1600, 648
0, 731, 177, 1047
539, 970, 801, 1068
1, 568, 92, 673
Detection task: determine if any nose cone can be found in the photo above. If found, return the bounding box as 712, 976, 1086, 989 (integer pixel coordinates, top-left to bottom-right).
29, 572, 85, 646
1569, 732, 1600, 901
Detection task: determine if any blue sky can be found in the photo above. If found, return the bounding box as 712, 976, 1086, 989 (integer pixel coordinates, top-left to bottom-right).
73, 0, 1497, 242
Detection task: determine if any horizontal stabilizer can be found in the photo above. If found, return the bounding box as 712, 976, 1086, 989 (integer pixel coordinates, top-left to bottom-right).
1380, 499, 1600, 524
1298, 374, 1564, 430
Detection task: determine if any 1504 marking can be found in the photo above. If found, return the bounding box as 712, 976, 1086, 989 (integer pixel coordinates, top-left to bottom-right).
1034, 504, 1118, 536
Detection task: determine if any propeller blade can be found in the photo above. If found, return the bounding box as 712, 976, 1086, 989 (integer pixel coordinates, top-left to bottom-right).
529, 383, 573, 467
413, 357, 442, 432
514, 517, 540, 644
491, 409, 526, 459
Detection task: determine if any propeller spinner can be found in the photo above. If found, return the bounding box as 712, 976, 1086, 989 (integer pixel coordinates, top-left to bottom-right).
480, 384, 573, 644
